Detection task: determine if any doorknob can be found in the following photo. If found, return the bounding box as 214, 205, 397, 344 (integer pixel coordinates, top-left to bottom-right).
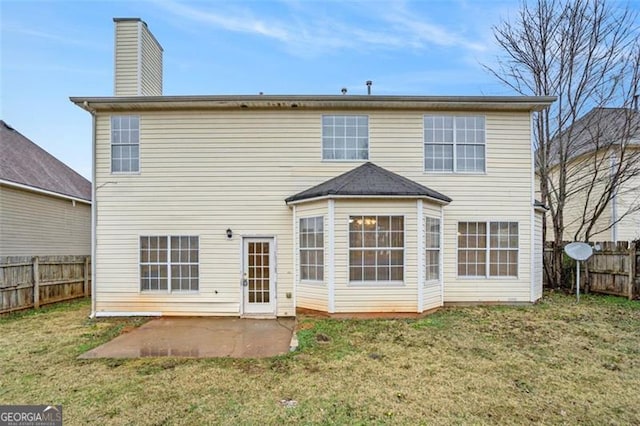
242, 278, 248, 287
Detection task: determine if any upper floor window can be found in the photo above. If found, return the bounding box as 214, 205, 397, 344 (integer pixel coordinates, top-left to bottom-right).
111, 115, 139, 173
322, 115, 369, 160
424, 115, 485, 173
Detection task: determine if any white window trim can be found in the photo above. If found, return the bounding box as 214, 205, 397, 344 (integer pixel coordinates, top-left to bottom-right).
321, 114, 370, 162
110, 115, 141, 174
299, 215, 325, 284
347, 214, 406, 286
425, 215, 441, 285
423, 114, 486, 174
455, 221, 520, 279
139, 235, 200, 294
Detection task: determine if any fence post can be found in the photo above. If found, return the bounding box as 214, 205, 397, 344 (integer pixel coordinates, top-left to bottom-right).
83, 256, 90, 298
629, 242, 637, 301
33, 256, 40, 309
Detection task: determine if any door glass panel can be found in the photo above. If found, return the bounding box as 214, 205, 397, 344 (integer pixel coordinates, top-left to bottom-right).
247, 241, 271, 305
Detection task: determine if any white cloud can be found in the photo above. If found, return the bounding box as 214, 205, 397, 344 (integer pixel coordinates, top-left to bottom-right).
2, 24, 108, 50
157, 1, 291, 42
156, 0, 489, 57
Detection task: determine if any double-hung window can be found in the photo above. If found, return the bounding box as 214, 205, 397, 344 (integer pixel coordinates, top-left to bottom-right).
457, 222, 518, 277
111, 115, 140, 173
425, 217, 441, 282
322, 115, 369, 160
299, 216, 324, 281
140, 236, 199, 291
349, 215, 404, 283
424, 115, 485, 172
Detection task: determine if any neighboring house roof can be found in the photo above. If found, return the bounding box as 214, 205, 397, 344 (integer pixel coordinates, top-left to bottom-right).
285, 162, 452, 204
534, 200, 549, 212
0, 120, 91, 202
549, 108, 640, 164
70, 94, 556, 113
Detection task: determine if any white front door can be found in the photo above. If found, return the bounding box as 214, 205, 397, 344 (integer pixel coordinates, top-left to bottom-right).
242, 238, 276, 316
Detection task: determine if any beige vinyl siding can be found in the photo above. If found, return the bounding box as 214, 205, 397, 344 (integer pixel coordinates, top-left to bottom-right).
365, 111, 534, 303
533, 210, 544, 301
615, 173, 640, 241
296, 201, 328, 312
114, 21, 140, 96
0, 185, 90, 256
423, 203, 443, 310
94, 109, 536, 315
139, 24, 162, 96
333, 199, 418, 313
546, 152, 614, 242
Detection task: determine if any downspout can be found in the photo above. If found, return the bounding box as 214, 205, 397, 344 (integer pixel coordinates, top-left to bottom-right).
530, 111, 536, 302
610, 152, 618, 242
84, 101, 98, 318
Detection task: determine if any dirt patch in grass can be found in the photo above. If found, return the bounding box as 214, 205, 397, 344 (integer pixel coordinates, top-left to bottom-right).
1, 293, 639, 425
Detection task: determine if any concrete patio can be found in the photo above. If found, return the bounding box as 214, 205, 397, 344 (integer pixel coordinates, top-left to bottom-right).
79, 317, 297, 359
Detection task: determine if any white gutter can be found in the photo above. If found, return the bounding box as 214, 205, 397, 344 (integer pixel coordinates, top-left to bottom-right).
286, 194, 452, 207
292, 204, 297, 314
95, 311, 161, 317
610, 152, 618, 242
0, 179, 91, 205
417, 200, 424, 312
327, 199, 335, 313
70, 95, 557, 113
530, 111, 536, 302
84, 102, 98, 318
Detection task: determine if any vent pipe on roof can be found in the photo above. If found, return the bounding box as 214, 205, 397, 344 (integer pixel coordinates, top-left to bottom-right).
366, 80, 372, 95
341, 87, 347, 95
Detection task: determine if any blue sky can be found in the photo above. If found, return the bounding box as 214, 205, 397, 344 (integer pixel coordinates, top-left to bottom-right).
0, 0, 607, 180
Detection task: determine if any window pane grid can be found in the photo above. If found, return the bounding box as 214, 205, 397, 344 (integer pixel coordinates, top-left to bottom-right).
349, 215, 404, 283
140, 235, 199, 292
424, 115, 485, 173
457, 222, 518, 278
322, 115, 369, 160
299, 216, 324, 281
489, 221, 518, 277
425, 217, 440, 282
248, 242, 270, 304
111, 115, 140, 173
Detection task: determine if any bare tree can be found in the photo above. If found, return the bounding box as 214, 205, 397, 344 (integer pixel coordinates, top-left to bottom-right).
486, 0, 640, 287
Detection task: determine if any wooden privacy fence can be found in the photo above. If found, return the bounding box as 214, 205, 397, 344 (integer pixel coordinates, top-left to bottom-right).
0, 255, 91, 314
544, 241, 639, 300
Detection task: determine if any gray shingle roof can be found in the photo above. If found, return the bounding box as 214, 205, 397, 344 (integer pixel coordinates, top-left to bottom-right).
285, 162, 451, 204
534, 200, 548, 210
0, 120, 91, 201
550, 108, 640, 163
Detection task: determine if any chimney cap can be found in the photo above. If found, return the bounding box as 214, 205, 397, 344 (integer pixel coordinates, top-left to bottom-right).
113, 17, 144, 22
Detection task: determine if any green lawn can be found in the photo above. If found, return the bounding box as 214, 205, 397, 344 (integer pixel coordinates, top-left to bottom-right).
1, 293, 638, 425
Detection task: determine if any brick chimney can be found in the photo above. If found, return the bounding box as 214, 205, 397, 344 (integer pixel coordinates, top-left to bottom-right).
113, 18, 163, 96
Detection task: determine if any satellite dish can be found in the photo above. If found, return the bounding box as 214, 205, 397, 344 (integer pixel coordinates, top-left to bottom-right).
564, 242, 593, 261
564, 242, 594, 303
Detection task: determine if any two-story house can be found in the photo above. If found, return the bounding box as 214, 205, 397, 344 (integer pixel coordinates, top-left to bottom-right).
72, 18, 554, 318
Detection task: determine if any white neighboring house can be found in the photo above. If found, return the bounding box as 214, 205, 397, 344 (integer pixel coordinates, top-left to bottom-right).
71, 18, 554, 318
0, 120, 91, 256
541, 107, 640, 242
